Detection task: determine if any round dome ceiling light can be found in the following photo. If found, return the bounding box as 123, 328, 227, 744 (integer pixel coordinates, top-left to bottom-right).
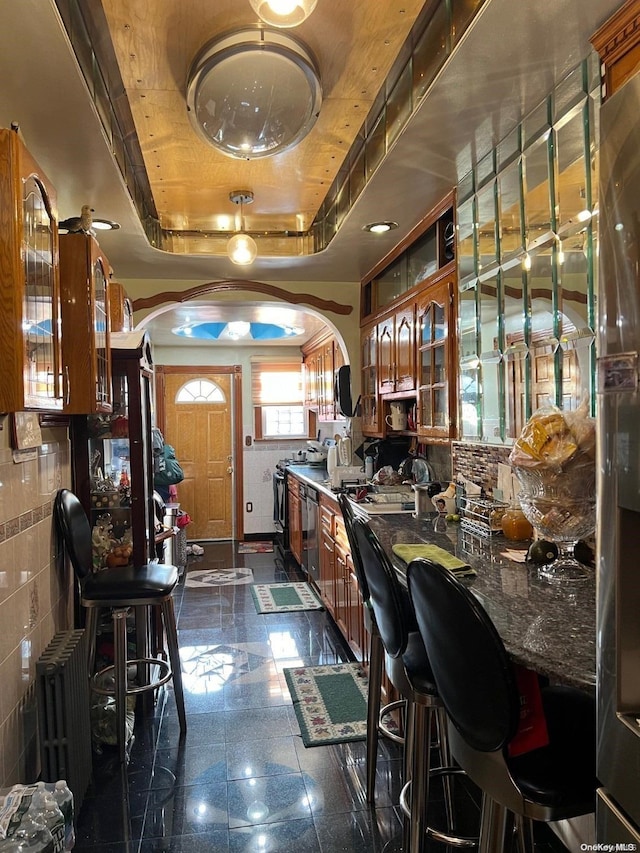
186, 28, 322, 159
363, 221, 399, 234
249, 0, 318, 28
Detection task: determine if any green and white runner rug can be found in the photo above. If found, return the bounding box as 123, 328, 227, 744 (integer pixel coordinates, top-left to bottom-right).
284, 662, 369, 746
251, 581, 324, 614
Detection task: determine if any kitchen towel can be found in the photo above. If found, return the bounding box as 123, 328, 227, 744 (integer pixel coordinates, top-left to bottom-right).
392, 543, 476, 577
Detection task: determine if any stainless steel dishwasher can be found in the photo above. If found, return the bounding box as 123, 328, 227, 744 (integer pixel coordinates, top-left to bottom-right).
299, 483, 319, 587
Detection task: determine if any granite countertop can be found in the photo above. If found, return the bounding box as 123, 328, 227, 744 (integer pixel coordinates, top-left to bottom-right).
367, 513, 596, 692
285, 465, 596, 691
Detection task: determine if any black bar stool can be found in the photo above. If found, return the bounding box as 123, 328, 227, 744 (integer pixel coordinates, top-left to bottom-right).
337, 494, 405, 803
406, 557, 597, 853
54, 489, 187, 763
350, 515, 476, 852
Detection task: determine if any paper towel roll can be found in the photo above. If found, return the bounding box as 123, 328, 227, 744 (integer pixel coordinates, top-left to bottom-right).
327, 446, 338, 479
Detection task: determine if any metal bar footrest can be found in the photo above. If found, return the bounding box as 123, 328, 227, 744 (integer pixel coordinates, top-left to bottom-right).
379, 698, 406, 744
399, 766, 478, 848
91, 657, 173, 697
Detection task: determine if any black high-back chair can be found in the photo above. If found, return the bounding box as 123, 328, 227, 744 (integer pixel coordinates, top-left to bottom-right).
337, 494, 405, 804
406, 557, 597, 852
54, 488, 187, 762
350, 515, 475, 851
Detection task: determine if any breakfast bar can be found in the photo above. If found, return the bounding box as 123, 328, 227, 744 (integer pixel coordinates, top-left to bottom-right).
366, 512, 596, 691
285, 465, 596, 692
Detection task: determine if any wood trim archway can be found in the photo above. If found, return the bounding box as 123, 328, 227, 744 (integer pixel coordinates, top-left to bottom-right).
155, 364, 244, 541
133, 280, 353, 316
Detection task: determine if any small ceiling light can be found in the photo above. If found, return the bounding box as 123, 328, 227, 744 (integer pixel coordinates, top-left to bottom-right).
92, 219, 121, 231
227, 321, 252, 339
249, 0, 317, 27
227, 190, 258, 266
186, 28, 322, 159
363, 221, 398, 234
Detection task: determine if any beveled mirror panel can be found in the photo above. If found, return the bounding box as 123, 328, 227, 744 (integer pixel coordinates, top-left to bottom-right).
523, 132, 553, 247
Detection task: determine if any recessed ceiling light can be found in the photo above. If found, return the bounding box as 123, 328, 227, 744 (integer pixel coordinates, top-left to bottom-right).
363, 221, 398, 234
92, 219, 121, 231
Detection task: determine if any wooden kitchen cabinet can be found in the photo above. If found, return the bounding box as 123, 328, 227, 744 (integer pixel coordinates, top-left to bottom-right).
303, 331, 345, 421
378, 302, 416, 396
334, 513, 365, 662
71, 331, 155, 570
361, 322, 381, 436
319, 498, 337, 616
416, 276, 457, 440
592, 1, 640, 101
59, 233, 112, 414
288, 476, 303, 565
0, 127, 63, 412
109, 281, 133, 333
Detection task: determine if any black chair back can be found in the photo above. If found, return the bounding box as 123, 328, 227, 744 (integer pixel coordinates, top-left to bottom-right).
337, 493, 371, 602
54, 489, 94, 582
351, 516, 413, 659
407, 558, 519, 753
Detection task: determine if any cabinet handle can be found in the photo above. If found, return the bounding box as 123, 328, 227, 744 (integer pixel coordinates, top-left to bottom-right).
63, 366, 70, 406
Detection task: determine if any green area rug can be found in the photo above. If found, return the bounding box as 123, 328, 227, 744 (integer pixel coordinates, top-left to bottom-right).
251, 582, 324, 614
284, 662, 368, 746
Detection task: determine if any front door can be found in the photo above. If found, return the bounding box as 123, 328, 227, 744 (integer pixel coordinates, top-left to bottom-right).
160, 368, 239, 540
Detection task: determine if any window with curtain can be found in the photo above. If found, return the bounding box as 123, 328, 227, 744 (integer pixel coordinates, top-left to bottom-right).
252, 360, 308, 439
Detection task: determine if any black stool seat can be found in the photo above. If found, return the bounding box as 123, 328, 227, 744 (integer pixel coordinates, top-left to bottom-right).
54, 488, 187, 764
407, 557, 597, 852
82, 563, 178, 602
351, 515, 476, 852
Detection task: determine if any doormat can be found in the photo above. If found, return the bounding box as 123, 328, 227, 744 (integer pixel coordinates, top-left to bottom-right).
184, 567, 254, 588
284, 662, 368, 746
251, 582, 324, 614
238, 541, 274, 553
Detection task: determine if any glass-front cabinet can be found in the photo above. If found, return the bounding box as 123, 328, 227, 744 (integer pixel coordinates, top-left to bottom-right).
361, 323, 380, 435
0, 127, 63, 411
71, 331, 154, 571
416, 278, 457, 440
59, 233, 112, 414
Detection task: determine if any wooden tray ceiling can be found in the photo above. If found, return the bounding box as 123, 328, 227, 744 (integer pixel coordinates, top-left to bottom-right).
101, 0, 427, 235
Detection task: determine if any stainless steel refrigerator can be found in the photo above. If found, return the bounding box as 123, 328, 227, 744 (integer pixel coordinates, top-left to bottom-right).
597, 70, 640, 845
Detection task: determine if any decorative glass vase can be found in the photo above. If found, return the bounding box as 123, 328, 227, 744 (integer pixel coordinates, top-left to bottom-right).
513, 465, 596, 582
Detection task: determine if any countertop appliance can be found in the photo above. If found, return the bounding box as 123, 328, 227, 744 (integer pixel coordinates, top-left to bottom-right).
306, 439, 330, 465
596, 71, 640, 845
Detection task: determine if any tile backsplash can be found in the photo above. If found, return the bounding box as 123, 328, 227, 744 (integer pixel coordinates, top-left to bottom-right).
0, 424, 73, 787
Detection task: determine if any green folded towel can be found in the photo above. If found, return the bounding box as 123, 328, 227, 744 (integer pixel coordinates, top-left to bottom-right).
392, 544, 476, 577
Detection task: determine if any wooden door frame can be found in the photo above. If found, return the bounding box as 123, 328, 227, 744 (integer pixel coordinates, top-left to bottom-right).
155, 364, 244, 541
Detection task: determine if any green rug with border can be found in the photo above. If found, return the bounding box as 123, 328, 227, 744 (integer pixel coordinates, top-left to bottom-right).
284, 662, 368, 746
251, 581, 324, 614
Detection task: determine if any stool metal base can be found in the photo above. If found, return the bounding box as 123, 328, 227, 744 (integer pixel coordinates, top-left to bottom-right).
400, 767, 477, 848
91, 656, 173, 696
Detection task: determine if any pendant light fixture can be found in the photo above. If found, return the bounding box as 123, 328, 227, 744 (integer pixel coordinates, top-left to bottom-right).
249, 0, 317, 28
227, 190, 258, 266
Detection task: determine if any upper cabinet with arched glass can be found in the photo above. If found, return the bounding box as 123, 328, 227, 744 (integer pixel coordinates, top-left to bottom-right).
0, 127, 63, 412
59, 233, 112, 414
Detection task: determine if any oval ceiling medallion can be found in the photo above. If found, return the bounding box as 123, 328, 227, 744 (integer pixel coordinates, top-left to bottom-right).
186, 27, 322, 159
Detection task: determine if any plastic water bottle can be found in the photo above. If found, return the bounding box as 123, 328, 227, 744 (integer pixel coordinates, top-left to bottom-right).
365, 456, 374, 480
51, 784, 74, 852
7, 811, 54, 853
23, 790, 63, 853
